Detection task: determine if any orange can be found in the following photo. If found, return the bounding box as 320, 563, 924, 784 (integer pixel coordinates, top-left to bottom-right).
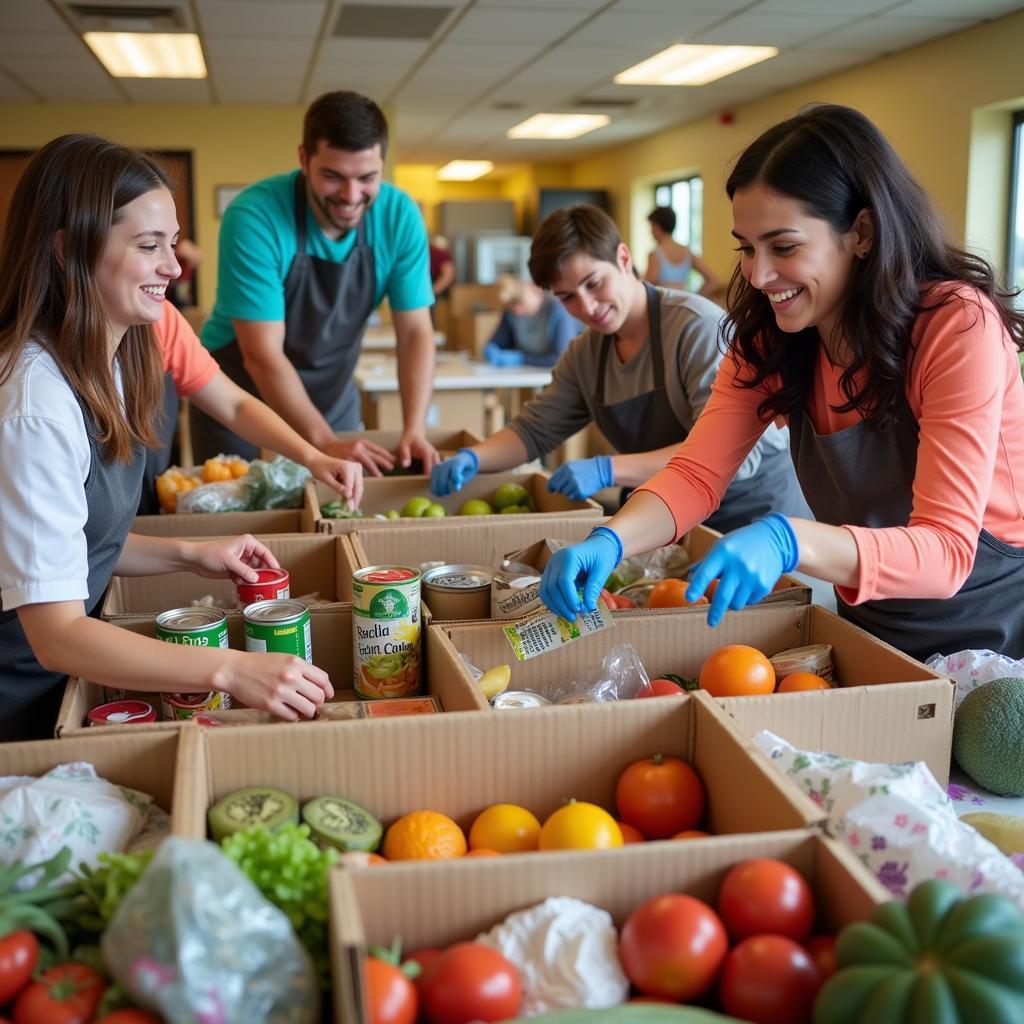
671, 830, 710, 840
699, 644, 775, 697
538, 800, 623, 851
777, 672, 832, 692
647, 578, 708, 609
617, 821, 647, 844
336, 850, 388, 867
469, 803, 541, 853
464, 848, 501, 858
382, 810, 467, 861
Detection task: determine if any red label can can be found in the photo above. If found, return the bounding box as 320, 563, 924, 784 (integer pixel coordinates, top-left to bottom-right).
87, 700, 157, 726
236, 567, 290, 607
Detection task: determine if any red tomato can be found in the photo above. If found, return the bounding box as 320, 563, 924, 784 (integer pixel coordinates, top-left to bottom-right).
637, 679, 687, 699
619, 893, 728, 1001
94, 1012, 164, 1024
0, 931, 37, 1004
420, 943, 521, 1024
13, 963, 106, 1024
717, 859, 815, 941
804, 934, 837, 981
719, 935, 822, 1024
615, 755, 705, 839
407, 947, 442, 997
364, 956, 418, 1024
617, 821, 647, 844
599, 589, 620, 610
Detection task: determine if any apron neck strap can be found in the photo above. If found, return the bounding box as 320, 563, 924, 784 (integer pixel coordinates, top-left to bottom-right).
595, 282, 664, 404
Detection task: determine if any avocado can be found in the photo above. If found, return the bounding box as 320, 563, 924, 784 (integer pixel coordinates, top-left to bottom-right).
953, 676, 1024, 796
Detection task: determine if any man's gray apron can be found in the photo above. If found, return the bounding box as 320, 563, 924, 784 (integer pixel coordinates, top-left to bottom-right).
789, 393, 1024, 660
595, 283, 809, 534
0, 395, 144, 740
137, 370, 179, 515
190, 174, 376, 461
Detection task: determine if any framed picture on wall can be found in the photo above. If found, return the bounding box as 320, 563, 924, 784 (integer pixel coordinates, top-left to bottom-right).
214, 184, 245, 218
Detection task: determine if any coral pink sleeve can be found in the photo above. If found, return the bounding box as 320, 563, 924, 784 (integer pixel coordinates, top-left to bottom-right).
154, 304, 218, 397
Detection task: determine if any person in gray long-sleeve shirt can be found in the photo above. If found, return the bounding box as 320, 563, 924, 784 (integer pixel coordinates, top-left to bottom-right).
430, 204, 810, 533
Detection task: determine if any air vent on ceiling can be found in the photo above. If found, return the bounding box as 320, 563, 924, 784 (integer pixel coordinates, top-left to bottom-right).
573, 96, 639, 109
334, 4, 452, 40
66, 3, 185, 31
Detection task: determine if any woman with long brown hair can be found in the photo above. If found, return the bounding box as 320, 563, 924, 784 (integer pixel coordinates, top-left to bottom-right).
0, 134, 334, 738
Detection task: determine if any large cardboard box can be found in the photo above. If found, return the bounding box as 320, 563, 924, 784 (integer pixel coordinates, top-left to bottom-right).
57, 603, 459, 737
332, 830, 888, 1024
103, 534, 356, 616
428, 603, 955, 783
259, 428, 484, 465
131, 480, 319, 537
313, 472, 603, 535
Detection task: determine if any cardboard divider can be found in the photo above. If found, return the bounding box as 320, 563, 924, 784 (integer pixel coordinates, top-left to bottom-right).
314, 472, 603, 535
103, 534, 356, 615
57, 603, 459, 737
331, 830, 889, 1024
260, 427, 484, 464
131, 480, 319, 537
429, 603, 955, 784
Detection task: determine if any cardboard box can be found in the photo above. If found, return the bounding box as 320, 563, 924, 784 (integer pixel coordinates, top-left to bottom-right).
57, 603, 459, 737
313, 472, 603, 535
428, 603, 955, 784
131, 481, 319, 537
259, 428, 484, 465
332, 830, 888, 1024
103, 534, 356, 616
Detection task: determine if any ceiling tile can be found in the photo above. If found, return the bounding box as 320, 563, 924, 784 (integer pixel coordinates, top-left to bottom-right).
0, 0, 68, 32
753, 0, 896, 13
118, 79, 213, 103
810, 14, 975, 51
691, 12, 862, 48
0, 70, 34, 101
1, 59, 123, 102
216, 75, 307, 103
570, 10, 723, 45
198, 0, 326, 37
446, 7, 591, 42
0, 32, 89, 58
204, 38, 314, 62
892, 0, 1023, 15
473, 0, 609, 8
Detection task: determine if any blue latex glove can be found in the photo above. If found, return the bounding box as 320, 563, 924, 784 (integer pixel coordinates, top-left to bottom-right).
539, 526, 623, 622
547, 455, 614, 501
686, 513, 799, 627
484, 342, 525, 368
429, 448, 479, 496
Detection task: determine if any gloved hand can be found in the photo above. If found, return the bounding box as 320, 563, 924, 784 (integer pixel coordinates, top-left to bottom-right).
547, 455, 614, 501
484, 343, 525, 368
686, 513, 799, 628
429, 448, 479, 496
539, 526, 623, 622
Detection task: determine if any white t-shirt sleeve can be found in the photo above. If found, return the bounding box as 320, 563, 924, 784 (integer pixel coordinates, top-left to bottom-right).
0, 352, 91, 610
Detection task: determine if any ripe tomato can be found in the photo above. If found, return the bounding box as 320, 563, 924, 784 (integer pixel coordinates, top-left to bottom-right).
647, 578, 707, 608
804, 934, 837, 981
699, 645, 775, 697
619, 893, 728, 1001
13, 963, 106, 1024
671, 829, 709, 840
0, 931, 38, 1004
617, 821, 647, 844
420, 943, 521, 1024
616, 754, 705, 840
777, 673, 831, 692
407, 947, 442, 998
94, 1012, 164, 1024
637, 678, 687, 698
717, 859, 815, 942
719, 935, 822, 1024
365, 956, 418, 1024
599, 589, 621, 610
538, 800, 623, 851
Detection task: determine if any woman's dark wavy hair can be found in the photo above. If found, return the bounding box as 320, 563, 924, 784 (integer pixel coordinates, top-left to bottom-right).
724, 104, 1024, 430
0, 134, 170, 461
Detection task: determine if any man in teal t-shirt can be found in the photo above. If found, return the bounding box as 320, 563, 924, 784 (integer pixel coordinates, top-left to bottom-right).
192, 90, 438, 474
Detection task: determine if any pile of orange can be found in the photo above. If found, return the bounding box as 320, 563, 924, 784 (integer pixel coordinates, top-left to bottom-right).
694, 645, 833, 697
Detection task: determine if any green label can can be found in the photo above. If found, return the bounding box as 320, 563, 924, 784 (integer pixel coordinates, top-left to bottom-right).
352, 566, 421, 700
155, 607, 229, 648
243, 598, 313, 662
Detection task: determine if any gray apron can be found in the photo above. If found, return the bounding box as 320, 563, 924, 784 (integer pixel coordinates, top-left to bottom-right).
137, 370, 179, 515
190, 173, 376, 461
789, 393, 1024, 660
597, 283, 808, 533
0, 393, 144, 740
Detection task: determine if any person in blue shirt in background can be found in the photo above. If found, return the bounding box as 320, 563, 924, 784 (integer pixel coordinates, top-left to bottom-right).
191, 91, 439, 477
483, 275, 582, 368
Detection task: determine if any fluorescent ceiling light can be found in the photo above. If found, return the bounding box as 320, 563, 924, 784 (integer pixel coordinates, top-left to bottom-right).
614, 44, 777, 86
436, 160, 494, 181
83, 32, 207, 78
507, 114, 610, 141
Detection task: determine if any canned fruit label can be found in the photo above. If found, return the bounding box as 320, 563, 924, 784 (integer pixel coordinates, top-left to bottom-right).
503, 601, 613, 662
352, 566, 421, 700
156, 607, 229, 649
161, 690, 231, 721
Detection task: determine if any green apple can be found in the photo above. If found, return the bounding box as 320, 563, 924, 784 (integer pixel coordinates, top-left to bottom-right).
459, 498, 494, 516
386, 508, 400, 520
501, 504, 530, 514
492, 482, 530, 510
423, 503, 447, 518
401, 496, 432, 518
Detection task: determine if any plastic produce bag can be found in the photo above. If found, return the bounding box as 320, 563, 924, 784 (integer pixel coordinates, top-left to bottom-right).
103, 836, 319, 1024
177, 476, 257, 514
546, 643, 650, 704
925, 648, 1024, 711
248, 455, 311, 510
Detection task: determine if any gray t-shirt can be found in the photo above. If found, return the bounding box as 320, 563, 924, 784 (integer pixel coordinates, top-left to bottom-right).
508, 286, 787, 480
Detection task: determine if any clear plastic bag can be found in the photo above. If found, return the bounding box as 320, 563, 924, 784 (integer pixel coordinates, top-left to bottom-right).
102, 837, 320, 1024
925, 648, 1024, 711
604, 544, 693, 599
177, 476, 257, 514
176, 456, 311, 514
546, 643, 650, 704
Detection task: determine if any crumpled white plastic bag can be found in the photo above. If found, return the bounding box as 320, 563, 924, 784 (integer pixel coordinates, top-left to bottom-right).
755, 731, 1024, 909
925, 648, 1024, 710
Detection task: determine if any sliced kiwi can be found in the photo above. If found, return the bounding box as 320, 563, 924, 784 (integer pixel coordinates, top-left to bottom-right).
301, 795, 382, 852
208, 786, 299, 843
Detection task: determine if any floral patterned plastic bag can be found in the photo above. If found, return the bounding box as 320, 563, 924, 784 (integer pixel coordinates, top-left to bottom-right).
925, 648, 1024, 711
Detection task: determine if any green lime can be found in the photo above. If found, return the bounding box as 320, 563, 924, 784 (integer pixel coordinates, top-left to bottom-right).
459, 498, 494, 516
401, 496, 432, 518
423, 503, 447, 517
493, 482, 529, 510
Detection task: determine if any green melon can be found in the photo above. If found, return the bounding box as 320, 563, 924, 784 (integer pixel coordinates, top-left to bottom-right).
953, 676, 1024, 796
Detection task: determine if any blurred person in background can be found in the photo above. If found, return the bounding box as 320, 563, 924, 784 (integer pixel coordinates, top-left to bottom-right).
482, 275, 582, 368
645, 205, 722, 298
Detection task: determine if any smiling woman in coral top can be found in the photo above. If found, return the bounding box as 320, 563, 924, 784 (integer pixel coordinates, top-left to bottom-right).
539, 104, 1024, 662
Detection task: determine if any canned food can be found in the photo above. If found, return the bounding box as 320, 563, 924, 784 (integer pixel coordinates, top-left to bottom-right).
769, 644, 835, 683
491, 690, 552, 710
236, 567, 290, 607
87, 700, 157, 726
243, 599, 313, 662
352, 566, 421, 700
422, 564, 492, 621
155, 607, 229, 648
161, 690, 232, 721
491, 559, 543, 620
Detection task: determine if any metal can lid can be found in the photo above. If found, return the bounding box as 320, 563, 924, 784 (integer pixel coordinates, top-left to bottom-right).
240, 568, 289, 586
423, 564, 493, 590
492, 690, 552, 709
243, 598, 309, 624
357, 566, 419, 584
87, 700, 156, 724
156, 607, 227, 631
